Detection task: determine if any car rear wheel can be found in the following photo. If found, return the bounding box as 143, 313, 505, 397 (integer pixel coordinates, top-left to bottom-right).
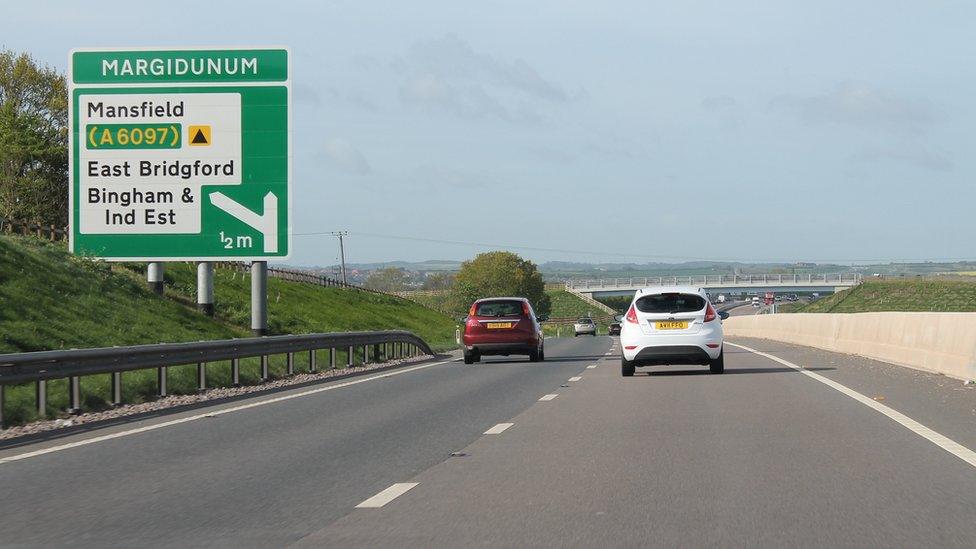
709, 349, 724, 374
621, 356, 635, 377
464, 351, 480, 364
529, 348, 540, 362
539, 345, 545, 362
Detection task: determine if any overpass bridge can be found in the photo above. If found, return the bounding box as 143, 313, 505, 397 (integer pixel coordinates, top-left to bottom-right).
565, 273, 862, 298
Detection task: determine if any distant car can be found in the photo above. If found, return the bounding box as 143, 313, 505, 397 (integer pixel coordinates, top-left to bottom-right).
619, 287, 728, 376
462, 298, 546, 364
608, 314, 623, 336
574, 317, 597, 337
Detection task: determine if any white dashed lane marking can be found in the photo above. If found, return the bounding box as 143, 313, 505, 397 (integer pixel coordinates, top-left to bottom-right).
539, 394, 558, 401
568, 376, 582, 382
484, 423, 514, 435
355, 483, 419, 508
586, 365, 597, 369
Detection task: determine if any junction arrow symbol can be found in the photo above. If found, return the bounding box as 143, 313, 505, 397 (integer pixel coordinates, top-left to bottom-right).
209, 192, 278, 253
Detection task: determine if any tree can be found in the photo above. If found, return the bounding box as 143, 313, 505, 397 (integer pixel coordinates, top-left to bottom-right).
0, 50, 68, 226
364, 267, 411, 292
450, 251, 551, 316
422, 271, 454, 291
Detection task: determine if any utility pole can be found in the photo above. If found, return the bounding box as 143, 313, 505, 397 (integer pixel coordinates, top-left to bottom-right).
331, 231, 349, 285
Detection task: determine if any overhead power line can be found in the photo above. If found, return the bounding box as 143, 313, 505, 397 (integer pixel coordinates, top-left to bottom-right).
290, 229, 976, 265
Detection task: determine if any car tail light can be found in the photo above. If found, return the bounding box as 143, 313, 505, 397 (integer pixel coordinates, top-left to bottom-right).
522, 302, 531, 316
703, 303, 717, 323
625, 305, 638, 324
469, 303, 477, 316
624, 345, 637, 350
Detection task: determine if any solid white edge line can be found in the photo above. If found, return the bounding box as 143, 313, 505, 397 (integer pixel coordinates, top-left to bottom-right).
539, 394, 558, 401
0, 359, 453, 466
355, 483, 419, 508
484, 422, 514, 435
568, 376, 582, 382
726, 342, 976, 469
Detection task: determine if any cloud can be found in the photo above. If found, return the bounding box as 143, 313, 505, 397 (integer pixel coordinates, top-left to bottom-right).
409, 164, 498, 190
851, 144, 953, 172
769, 82, 940, 135
397, 34, 567, 123
324, 87, 379, 112
406, 34, 567, 101
701, 95, 736, 111
293, 82, 322, 105
701, 95, 740, 131
323, 138, 371, 175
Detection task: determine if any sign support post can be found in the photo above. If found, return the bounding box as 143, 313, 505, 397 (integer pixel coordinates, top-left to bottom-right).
251, 261, 267, 336
147, 262, 164, 295
197, 262, 214, 315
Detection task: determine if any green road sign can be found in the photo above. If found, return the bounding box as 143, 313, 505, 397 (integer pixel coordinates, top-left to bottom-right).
69, 47, 291, 260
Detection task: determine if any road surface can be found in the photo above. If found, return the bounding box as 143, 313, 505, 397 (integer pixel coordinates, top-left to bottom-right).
1, 336, 974, 547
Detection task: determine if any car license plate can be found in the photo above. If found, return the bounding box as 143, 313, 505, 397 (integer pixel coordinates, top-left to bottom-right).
486, 322, 513, 329
656, 321, 688, 330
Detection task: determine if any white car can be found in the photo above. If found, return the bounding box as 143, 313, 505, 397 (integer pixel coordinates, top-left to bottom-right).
619, 286, 727, 376
573, 317, 597, 336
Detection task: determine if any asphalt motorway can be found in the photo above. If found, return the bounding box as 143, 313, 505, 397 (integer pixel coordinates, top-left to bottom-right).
2, 335, 975, 547
0, 336, 605, 547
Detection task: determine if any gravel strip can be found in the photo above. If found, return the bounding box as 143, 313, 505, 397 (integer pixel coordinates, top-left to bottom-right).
0, 355, 437, 441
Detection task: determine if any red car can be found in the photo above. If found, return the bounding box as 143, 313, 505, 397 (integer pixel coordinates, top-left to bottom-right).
462, 297, 546, 364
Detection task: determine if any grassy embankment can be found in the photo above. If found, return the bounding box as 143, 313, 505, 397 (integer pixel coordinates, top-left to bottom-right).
787, 279, 976, 313
0, 235, 456, 425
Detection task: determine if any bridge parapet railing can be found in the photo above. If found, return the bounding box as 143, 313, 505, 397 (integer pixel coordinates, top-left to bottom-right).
566, 273, 862, 291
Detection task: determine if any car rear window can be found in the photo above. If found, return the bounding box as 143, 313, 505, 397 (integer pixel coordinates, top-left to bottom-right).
577, 318, 593, 324
635, 293, 706, 314
475, 300, 524, 317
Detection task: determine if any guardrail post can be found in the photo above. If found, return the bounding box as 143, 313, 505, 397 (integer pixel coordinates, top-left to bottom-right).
197, 363, 206, 392
348, 346, 354, 367
157, 366, 167, 397
260, 355, 269, 381
0, 384, 4, 428
286, 352, 295, 376
231, 358, 240, 386
35, 379, 47, 417
112, 373, 122, 406
309, 349, 317, 373
68, 376, 81, 414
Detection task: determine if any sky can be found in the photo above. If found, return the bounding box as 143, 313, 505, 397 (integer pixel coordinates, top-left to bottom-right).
4, 1, 974, 266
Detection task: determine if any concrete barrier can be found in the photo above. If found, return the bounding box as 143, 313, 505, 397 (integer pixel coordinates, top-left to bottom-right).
724, 312, 976, 382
